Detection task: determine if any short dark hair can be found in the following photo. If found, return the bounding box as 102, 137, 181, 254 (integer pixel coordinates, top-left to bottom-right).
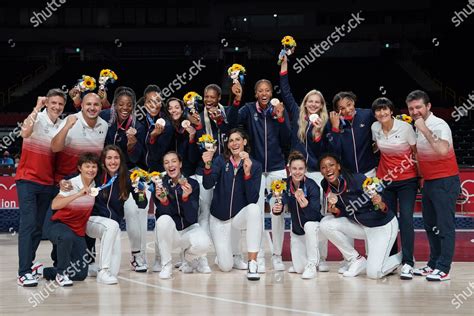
332, 91, 357, 111
204, 84, 222, 97
46, 88, 67, 102
224, 128, 251, 161
77, 152, 100, 167
406, 90, 430, 104
288, 150, 306, 166
143, 84, 161, 97
371, 97, 394, 113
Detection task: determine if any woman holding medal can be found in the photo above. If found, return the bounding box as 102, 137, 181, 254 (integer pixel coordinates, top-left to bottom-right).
154, 151, 211, 279
279, 54, 330, 272
272, 151, 327, 279
86, 145, 148, 284
319, 153, 401, 279
202, 128, 263, 280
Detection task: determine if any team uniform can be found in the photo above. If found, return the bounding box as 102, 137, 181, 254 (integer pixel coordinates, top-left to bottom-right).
320, 174, 401, 279
16, 110, 62, 286
414, 113, 460, 280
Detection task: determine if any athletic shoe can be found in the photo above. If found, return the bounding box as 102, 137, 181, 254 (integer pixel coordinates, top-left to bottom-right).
152, 259, 162, 272
88, 263, 99, 277
257, 257, 266, 274
247, 260, 260, 281
400, 263, 414, 280
130, 254, 148, 272
302, 262, 317, 279
318, 260, 330, 272
97, 269, 118, 285
180, 261, 194, 273
233, 255, 248, 270
195, 257, 212, 273
338, 260, 351, 274
159, 262, 173, 279
17, 273, 38, 287
413, 265, 433, 276
55, 273, 73, 287
31, 261, 44, 280
272, 255, 285, 271
343, 256, 366, 277
426, 269, 451, 281
288, 266, 296, 273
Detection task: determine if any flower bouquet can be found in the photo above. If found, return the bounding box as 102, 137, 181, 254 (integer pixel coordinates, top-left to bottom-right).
362, 177, 384, 210
183, 91, 202, 115
277, 35, 297, 65
227, 63, 246, 85
98, 69, 118, 91
76, 75, 97, 92
271, 179, 287, 205
395, 114, 413, 125
130, 168, 150, 202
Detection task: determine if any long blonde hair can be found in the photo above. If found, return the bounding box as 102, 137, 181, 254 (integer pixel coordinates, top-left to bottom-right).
297, 89, 328, 143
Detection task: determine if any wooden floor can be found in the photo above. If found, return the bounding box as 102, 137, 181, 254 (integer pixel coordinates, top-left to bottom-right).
2, 231, 474, 316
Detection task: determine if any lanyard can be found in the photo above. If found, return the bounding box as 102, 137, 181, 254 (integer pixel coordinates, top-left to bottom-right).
117, 116, 133, 131
325, 177, 347, 197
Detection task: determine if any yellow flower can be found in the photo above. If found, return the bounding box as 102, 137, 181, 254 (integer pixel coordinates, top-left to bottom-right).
130, 170, 140, 182
149, 171, 161, 178
183, 91, 202, 104
362, 177, 373, 188
198, 134, 215, 144
271, 180, 287, 193
111, 71, 118, 81
81, 75, 96, 90
281, 35, 296, 47
227, 63, 246, 75
100, 69, 111, 77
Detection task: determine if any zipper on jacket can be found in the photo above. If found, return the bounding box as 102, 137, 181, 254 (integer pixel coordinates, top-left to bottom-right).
349, 121, 359, 173
229, 174, 237, 219
264, 116, 268, 172
305, 124, 311, 164
175, 190, 184, 230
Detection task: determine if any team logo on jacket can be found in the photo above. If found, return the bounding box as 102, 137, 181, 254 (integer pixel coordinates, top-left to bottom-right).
360, 123, 365, 128
253, 113, 258, 121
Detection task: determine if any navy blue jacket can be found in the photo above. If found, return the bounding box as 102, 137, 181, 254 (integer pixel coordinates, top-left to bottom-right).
321, 173, 394, 228
91, 171, 148, 224
154, 176, 200, 231
231, 102, 291, 172
280, 73, 328, 172
203, 155, 262, 221
100, 109, 146, 169
281, 177, 322, 235
142, 112, 174, 172
326, 108, 377, 174
195, 105, 238, 175
168, 127, 200, 177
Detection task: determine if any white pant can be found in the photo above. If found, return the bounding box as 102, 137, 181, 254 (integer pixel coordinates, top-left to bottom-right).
210, 203, 262, 272
86, 216, 121, 276
124, 190, 150, 259
321, 215, 401, 279
191, 174, 214, 237
291, 221, 327, 273
258, 169, 287, 257
305, 171, 328, 260
155, 215, 211, 266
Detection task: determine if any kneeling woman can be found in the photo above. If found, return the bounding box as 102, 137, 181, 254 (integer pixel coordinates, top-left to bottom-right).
272, 151, 327, 279
202, 128, 263, 280
154, 151, 211, 279
319, 153, 401, 279
44, 153, 99, 286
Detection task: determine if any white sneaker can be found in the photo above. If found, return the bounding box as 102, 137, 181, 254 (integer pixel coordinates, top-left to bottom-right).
257, 257, 266, 273
338, 260, 351, 274
288, 266, 296, 273
195, 257, 212, 274
302, 262, 317, 279
180, 261, 194, 273
318, 260, 330, 272
159, 262, 173, 279
88, 263, 99, 277
247, 260, 260, 281
343, 256, 367, 277
31, 261, 44, 280
233, 255, 248, 270
17, 273, 38, 287
55, 273, 73, 287
152, 259, 162, 272
130, 254, 148, 272
97, 269, 118, 285
272, 255, 285, 271
400, 263, 414, 280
